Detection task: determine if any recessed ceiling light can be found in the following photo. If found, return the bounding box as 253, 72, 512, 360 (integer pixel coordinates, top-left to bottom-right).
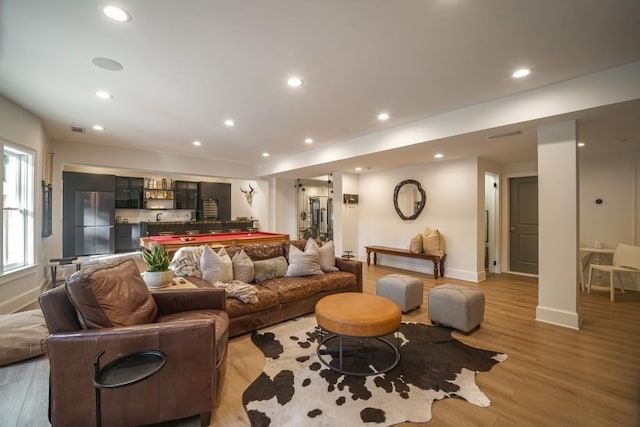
91, 57, 123, 71
92, 125, 104, 131
262, 152, 270, 157
355, 167, 363, 171
287, 77, 303, 87
377, 113, 390, 121
193, 140, 202, 146
103, 5, 131, 22
95, 90, 112, 99
434, 153, 444, 159
577, 142, 585, 147
512, 68, 530, 78
304, 138, 313, 144
224, 119, 235, 127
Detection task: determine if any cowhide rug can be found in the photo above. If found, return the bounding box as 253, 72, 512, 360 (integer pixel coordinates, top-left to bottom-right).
242, 316, 507, 427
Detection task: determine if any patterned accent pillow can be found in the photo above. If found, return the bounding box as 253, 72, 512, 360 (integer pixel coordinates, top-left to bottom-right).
201, 246, 233, 284
287, 242, 324, 277
314, 239, 339, 272
254, 256, 288, 282
409, 233, 423, 253
232, 249, 255, 283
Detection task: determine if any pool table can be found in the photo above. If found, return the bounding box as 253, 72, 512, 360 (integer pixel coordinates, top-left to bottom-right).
140, 231, 290, 256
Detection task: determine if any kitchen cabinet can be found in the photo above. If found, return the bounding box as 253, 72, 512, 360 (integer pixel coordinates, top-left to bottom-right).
198, 182, 231, 220
174, 181, 198, 210
115, 176, 144, 208
115, 223, 141, 253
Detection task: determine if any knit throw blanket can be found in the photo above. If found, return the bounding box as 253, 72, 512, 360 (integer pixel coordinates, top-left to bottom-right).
169, 246, 204, 278
212, 280, 259, 304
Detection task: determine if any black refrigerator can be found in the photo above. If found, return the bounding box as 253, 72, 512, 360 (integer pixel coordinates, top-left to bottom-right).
74, 191, 115, 255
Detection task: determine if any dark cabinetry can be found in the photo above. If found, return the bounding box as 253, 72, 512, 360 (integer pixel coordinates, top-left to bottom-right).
198, 182, 231, 220
174, 181, 198, 210
115, 176, 144, 208
115, 223, 141, 253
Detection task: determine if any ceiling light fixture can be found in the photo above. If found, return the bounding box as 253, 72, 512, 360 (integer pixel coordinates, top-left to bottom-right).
92, 125, 104, 131
287, 77, 303, 87
377, 113, 390, 121
355, 167, 363, 171
304, 138, 313, 144
103, 5, 131, 22
512, 68, 530, 78
434, 153, 444, 159
262, 152, 270, 157
95, 90, 113, 99
224, 119, 235, 127
193, 141, 202, 146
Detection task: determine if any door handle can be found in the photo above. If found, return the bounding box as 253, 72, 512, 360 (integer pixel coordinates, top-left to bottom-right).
510, 227, 516, 231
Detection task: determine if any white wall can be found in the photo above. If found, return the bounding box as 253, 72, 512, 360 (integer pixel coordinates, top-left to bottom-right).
274, 177, 297, 239
579, 151, 640, 248
579, 150, 640, 291
358, 158, 481, 281
0, 96, 49, 313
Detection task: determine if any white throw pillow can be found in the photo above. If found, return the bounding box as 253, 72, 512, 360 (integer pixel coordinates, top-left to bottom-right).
232, 249, 255, 283
314, 240, 339, 272
286, 242, 324, 277
201, 246, 233, 284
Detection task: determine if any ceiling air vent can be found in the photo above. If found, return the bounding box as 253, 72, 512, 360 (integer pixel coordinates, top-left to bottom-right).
487, 130, 522, 139
71, 126, 85, 133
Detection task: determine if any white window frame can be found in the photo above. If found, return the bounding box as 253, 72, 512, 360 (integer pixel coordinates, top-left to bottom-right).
1, 140, 35, 275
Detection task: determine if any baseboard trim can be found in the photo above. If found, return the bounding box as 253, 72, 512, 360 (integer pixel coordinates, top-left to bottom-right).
536, 305, 580, 330
2, 285, 42, 314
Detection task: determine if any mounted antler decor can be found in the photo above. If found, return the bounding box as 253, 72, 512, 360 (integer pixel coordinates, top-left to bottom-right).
241, 184, 255, 205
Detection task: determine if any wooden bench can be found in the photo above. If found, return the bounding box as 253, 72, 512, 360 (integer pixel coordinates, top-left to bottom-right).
365, 245, 446, 279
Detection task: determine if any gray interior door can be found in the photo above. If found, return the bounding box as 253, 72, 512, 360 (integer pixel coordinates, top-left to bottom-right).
509, 176, 538, 274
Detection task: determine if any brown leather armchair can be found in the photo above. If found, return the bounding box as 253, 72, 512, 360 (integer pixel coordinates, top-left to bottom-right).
38, 258, 229, 426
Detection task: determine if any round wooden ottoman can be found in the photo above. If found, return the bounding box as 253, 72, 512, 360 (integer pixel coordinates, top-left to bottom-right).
315, 292, 401, 376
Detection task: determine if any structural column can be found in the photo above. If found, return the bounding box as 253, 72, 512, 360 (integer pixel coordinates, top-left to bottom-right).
536, 120, 580, 329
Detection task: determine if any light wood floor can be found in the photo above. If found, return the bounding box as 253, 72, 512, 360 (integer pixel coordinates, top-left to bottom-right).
2, 264, 639, 426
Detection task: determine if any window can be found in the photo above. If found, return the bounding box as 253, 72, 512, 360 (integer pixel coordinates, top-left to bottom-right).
2, 144, 34, 273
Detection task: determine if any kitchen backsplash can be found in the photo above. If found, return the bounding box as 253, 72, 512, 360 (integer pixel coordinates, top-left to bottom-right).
115, 209, 196, 224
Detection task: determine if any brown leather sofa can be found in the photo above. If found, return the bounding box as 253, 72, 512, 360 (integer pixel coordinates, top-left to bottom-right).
185, 240, 363, 337
39, 258, 229, 427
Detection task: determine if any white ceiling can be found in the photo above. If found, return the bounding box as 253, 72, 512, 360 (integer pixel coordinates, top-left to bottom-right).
1, 1, 640, 178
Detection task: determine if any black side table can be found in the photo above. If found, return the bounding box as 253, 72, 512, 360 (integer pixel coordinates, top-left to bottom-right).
93, 350, 166, 427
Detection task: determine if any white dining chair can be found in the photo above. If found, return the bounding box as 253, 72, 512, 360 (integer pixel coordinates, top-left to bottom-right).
588, 243, 640, 302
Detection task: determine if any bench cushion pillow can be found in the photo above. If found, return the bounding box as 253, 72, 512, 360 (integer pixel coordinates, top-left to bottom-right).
422, 228, 444, 257
409, 233, 423, 253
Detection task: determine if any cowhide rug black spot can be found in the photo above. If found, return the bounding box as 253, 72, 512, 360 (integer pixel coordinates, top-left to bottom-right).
242, 316, 507, 427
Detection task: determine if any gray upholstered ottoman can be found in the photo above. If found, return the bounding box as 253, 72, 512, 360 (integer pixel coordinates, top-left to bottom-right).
428, 284, 484, 333
376, 274, 424, 312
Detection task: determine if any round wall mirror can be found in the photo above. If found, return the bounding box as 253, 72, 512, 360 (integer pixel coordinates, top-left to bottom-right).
393, 179, 426, 220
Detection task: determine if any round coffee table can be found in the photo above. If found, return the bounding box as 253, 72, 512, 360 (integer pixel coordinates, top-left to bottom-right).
315, 292, 402, 376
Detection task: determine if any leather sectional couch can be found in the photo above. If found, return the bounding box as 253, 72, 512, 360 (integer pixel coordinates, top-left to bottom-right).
184, 240, 363, 337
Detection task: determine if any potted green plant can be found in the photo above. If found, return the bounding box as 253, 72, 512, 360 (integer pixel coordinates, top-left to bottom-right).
141, 245, 173, 288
